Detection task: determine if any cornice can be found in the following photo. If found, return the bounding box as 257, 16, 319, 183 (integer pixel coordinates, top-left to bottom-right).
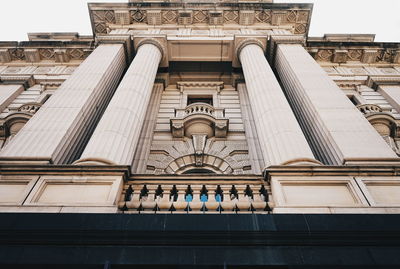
0, 41, 95, 64
307, 41, 400, 65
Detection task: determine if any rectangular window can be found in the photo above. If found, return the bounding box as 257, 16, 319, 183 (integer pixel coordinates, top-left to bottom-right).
187, 95, 213, 106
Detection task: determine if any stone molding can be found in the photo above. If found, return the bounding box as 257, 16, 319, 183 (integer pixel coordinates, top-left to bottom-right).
367, 76, 400, 90
0, 43, 94, 64
0, 75, 35, 89
309, 46, 400, 65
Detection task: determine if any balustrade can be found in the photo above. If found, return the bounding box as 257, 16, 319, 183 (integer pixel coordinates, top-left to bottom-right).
119, 182, 271, 214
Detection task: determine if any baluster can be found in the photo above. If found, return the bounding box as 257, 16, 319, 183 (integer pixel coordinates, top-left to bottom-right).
157, 184, 173, 212
173, 185, 188, 213
125, 185, 143, 211
250, 185, 267, 212
205, 185, 219, 212
189, 185, 203, 212
236, 185, 251, 212
220, 185, 235, 212
141, 185, 158, 212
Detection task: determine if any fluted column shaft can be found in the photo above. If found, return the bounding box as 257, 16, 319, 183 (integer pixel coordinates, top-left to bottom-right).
239, 44, 316, 167
78, 43, 162, 165
0, 44, 126, 164
275, 44, 398, 164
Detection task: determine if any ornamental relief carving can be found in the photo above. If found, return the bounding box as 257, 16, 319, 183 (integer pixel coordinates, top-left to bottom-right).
39, 49, 55, 60
131, 10, 146, 23
10, 49, 25, 61
94, 22, 107, 34
146, 140, 252, 175
376, 49, 396, 63
312, 47, 398, 64
254, 10, 271, 23
92, 10, 115, 23
287, 10, 297, 23
347, 49, 363, 61
297, 10, 309, 22
316, 49, 334, 61
223, 11, 239, 23
162, 10, 177, 24
294, 23, 307, 34
193, 10, 208, 24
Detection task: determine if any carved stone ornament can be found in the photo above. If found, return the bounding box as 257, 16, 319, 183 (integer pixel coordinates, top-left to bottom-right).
170, 103, 229, 138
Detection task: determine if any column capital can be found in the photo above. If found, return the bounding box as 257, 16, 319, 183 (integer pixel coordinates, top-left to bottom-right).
233, 36, 267, 67
267, 35, 305, 64
133, 36, 168, 67
96, 34, 133, 63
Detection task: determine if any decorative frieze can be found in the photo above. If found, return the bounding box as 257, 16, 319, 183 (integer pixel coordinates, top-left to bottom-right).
361, 49, 378, 63
223, 10, 239, 24
54, 49, 70, 63
0, 49, 11, 63
178, 10, 193, 25
239, 10, 255, 25
255, 9, 271, 23
114, 10, 131, 25
162, 10, 177, 24
193, 10, 208, 24
332, 49, 348, 63
146, 10, 162, 25
209, 11, 223, 25
24, 49, 40, 62
271, 11, 286, 26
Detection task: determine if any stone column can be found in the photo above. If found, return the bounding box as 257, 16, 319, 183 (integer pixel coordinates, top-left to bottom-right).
274, 40, 398, 164
76, 40, 163, 165
0, 44, 127, 164
237, 40, 317, 167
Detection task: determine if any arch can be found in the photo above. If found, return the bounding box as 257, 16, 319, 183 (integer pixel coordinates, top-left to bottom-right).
165, 154, 233, 175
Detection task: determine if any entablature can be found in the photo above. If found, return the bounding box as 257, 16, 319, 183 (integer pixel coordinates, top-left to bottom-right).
88, 2, 312, 36
0, 39, 95, 64
307, 39, 400, 65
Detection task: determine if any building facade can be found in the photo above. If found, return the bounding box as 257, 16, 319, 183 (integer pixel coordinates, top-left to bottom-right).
1, 0, 400, 267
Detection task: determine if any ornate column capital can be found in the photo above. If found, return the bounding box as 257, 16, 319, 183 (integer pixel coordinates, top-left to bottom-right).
233, 36, 267, 67
267, 35, 305, 64
133, 36, 168, 67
